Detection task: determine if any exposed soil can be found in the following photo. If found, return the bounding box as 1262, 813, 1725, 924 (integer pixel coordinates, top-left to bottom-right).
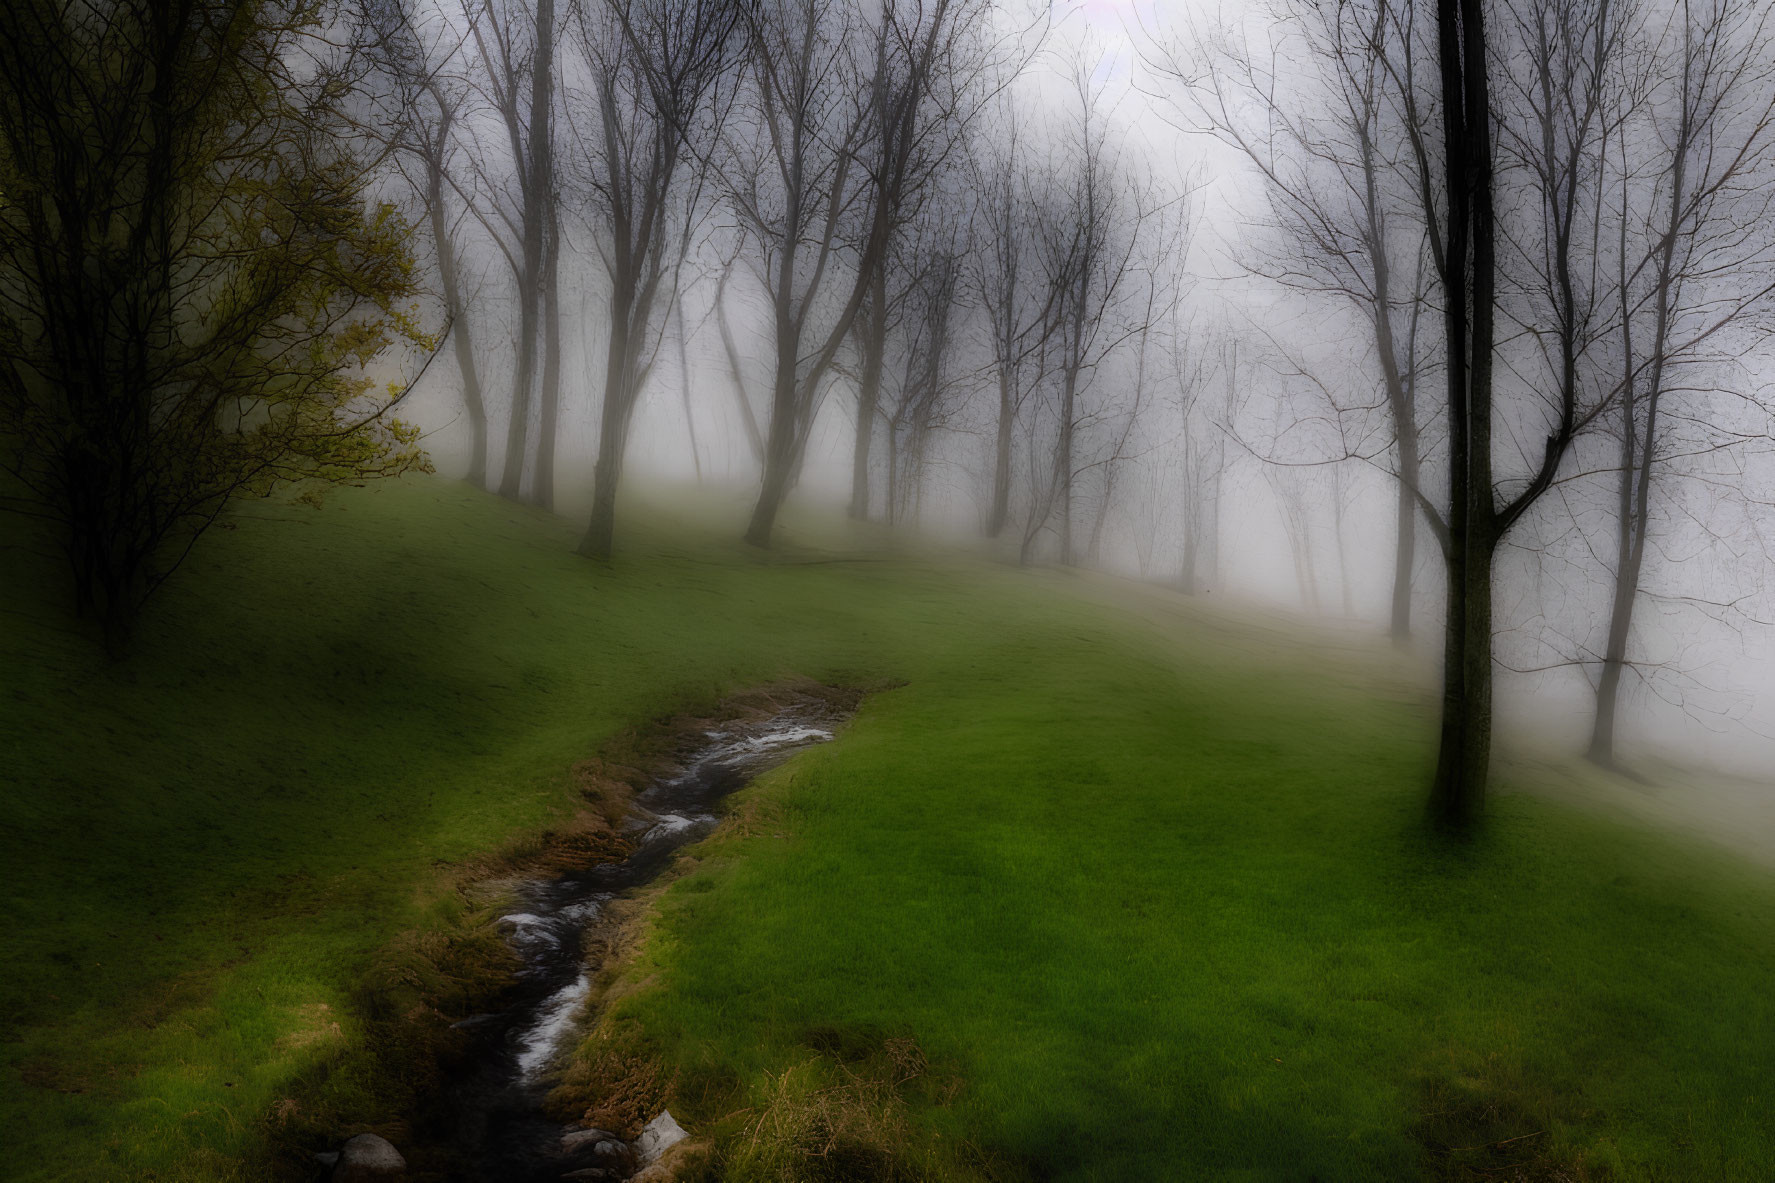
400, 684, 858, 1182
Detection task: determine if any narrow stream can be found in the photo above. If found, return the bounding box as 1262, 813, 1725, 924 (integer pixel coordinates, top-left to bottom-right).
422, 699, 843, 1182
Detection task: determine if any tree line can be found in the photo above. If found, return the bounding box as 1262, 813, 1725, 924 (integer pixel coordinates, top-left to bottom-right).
3, 0, 1773, 830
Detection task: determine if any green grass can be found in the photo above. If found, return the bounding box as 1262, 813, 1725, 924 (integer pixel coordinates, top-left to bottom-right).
2, 475, 1772, 1181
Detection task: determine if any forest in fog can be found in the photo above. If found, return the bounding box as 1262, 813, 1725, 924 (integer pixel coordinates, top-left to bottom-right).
5, 0, 1775, 810
379, 0, 1768, 792
12, 3, 1775, 1180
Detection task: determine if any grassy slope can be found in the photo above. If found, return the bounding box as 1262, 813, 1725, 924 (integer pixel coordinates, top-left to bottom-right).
1, 476, 1771, 1181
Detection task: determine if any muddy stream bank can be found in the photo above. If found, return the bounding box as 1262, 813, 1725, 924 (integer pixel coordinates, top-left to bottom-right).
387, 693, 849, 1182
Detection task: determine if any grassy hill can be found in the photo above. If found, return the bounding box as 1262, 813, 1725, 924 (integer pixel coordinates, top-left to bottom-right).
2, 476, 1771, 1181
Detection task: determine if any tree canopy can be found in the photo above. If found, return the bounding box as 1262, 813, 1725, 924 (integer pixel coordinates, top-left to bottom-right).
0, 0, 432, 651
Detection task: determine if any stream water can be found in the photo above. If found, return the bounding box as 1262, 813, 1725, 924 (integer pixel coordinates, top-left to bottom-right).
420, 699, 842, 1182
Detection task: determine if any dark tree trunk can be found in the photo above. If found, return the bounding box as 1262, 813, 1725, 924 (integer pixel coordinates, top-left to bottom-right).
746, 291, 804, 549
1428, 0, 1498, 829
579, 294, 632, 561
66, 513, 143, 659
1587, 443, 1643, 765
1589, 296, 1644, 767
716, 262, 766, 467
849, 269, 887, 520
1433, 520, 1497, 826
746, 443, 795, 548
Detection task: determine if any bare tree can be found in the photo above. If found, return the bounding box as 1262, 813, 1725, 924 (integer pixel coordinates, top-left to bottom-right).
966, 108, 1053, 539
568, 0, 740, 559
1123, 450, 1174, 579
1025, 61, 1160, 567
844, 0, 999, 523
1200, 0, 1617, 820
361, 0, 496, 489
714, 243, 769, 467
1176, 328, 1230, 595
726, 0, 976, 548
1084, 272, 1167, 566
724, 0, 879, 546
1267, 464, 1324, 612
420, 84, 496, 490
1584, 0, 1775, 764
1418, 0, 1504, 825
881, 214, 965, 524
1153, 0, 1437, 641
1416, 0, 1621, 823
464, 0, 560, 505
672, 279, 705, 483
0, 0, 432, 651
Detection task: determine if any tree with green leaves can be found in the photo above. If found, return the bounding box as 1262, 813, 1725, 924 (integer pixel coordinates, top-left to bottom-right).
0, 0, 431, 653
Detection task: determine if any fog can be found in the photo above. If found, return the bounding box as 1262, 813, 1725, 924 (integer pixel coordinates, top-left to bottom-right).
377, 0, 1774, 789
19, 3, 1775, 1176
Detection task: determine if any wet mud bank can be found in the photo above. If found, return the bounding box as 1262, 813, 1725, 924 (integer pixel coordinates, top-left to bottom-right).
401, 687, 855, 1182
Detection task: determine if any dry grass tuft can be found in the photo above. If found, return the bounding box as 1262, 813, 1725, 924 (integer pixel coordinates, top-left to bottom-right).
553, 1027, 679, 1139
275, 1003, 343, 1051
724, 1054, 934, 1183
1413, 1050, 1614, 1183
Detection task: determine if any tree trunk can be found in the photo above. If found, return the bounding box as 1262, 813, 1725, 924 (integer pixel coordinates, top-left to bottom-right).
1390, 434, 1418, 642
1590, 84, 1687, 767
1205, 441, 1225, 592
497, 0, 554, 502
911, 424, 930, 526
1057, 363, 1078, 566
500, 284, 537, 500
1335, 488, 1355, 618
579, 298, 633, 561
884, 422, 900, 526
849, 268, 887, 520
716, 263, 765, 467
1589, 301, 1665, 768
67, 514, 141, 659
986, 365, 1014, 537
676, 288, 702, 483
746, 292, 803, 548
425, 151, 489, 489
1428, 0, 1497, 829
1286, 498, 1320, 612
1587, 500, 1642, 765
1179, 464, 1200, 593
746, 448, 794, 548
1372, 302, 1421, 643
1087, 468, 1112, 565
533, 209, 562, 511
1432, 524, 1496, 826
1358, 100, 1419, 644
